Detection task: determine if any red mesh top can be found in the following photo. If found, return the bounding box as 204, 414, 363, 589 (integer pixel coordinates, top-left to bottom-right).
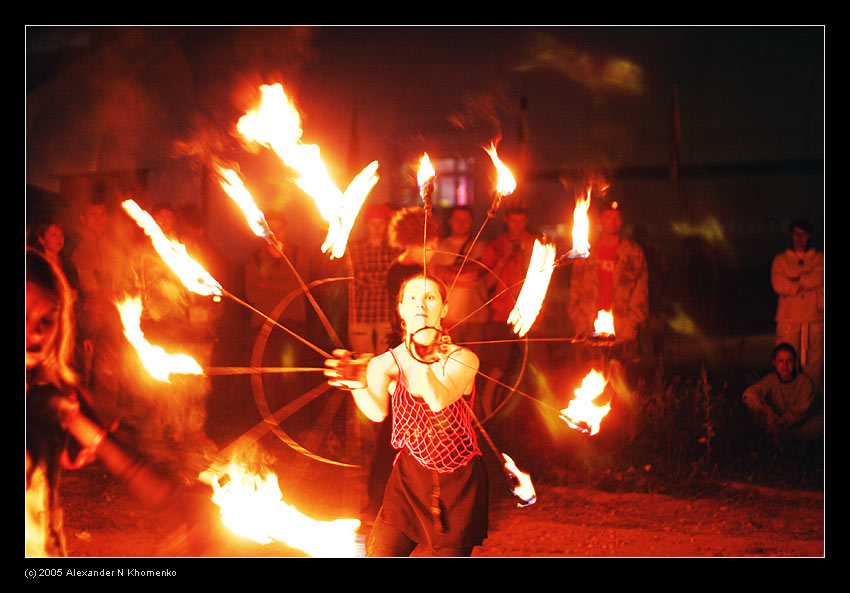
389, 349, 481, 473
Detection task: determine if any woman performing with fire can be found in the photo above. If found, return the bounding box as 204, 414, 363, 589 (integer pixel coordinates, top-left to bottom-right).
26, 247, 212, 557
324, 271, 488, 557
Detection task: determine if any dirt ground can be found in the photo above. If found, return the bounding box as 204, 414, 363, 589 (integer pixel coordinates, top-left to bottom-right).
54, 453, 824, 560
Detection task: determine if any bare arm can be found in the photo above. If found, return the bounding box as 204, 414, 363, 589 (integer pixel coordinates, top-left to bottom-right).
405, 346, 479, 413
325, 350, 393, 422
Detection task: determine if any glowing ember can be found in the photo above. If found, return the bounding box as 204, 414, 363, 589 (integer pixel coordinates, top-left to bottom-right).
567, 187, 592, 258
502, 453, 536, 507
507, 239, 556, 337
483, 141, 517, 198
122, 200, 223, 298
216, 166, 279, 247
115, 296, 203, 382
235, 83, 378, 259
560, 369, 611, 436
199, 461, 361, 557
593, 309, 615, 336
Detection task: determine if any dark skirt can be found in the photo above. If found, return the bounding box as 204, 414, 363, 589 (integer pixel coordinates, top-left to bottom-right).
377, 449, 489, 550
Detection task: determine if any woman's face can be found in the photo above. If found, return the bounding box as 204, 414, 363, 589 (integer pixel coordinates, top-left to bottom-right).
39, 224, 65, 255
398, 277, 447, 336
26, 281, 60, 370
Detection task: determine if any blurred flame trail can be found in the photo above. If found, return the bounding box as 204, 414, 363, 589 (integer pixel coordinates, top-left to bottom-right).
115, 295, 203, 382
235, 83, 378, 260
121, 199, 223, 298
199, 459, 361, 557
215, 164, 344, 349
508, 239, 556, 337
123, 198, 332, 359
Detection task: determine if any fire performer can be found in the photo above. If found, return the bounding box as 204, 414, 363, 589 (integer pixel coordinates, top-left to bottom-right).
26, 248, 218, 557
567, 198, 648, 353
324, 273, 487, 557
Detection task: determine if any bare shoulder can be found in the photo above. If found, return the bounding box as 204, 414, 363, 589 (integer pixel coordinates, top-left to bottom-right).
447, 345, 479, 371
369, 350, 397, 374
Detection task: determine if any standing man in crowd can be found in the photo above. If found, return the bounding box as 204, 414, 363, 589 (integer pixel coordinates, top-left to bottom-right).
771, 218, 823, 394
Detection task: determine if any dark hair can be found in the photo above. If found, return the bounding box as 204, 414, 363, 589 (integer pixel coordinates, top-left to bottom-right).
26, 248, 79, 387
773, 342, 797, 361
388, 206, 442, 250
789, 218, 814, 235
27, 216, 63, 249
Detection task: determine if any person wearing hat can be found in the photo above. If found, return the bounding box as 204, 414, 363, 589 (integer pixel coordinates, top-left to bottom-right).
770, 218, 823, 394
567, 198, 649, 349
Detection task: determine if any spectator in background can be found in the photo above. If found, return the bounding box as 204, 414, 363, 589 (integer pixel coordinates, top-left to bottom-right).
29, 216, 88, 370
71, 196, 127, 429
347, 204, 399, 355
433, 206, 488, 350
478, 204, 538, 417
771, 218, 823, 394
568, 199, 648, 352
743, 342, 821, 442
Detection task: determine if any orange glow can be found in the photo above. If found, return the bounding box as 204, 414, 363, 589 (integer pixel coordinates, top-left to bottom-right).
115, 296, 202, 382
560, 369, 611, 436
508, 239, 556, 337
122, 200, 223, 298
502, 453, 536, 507
483, 141, 517, 198
593, 309, 615, 336
199, 460, 361, 557
567, 187, 592, 258
235, 83, 378, 259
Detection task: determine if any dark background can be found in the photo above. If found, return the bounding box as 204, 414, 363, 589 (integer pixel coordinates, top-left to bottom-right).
26, 25, 825, 338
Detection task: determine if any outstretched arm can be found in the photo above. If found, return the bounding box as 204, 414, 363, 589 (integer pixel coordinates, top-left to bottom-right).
325, 350, 392, 422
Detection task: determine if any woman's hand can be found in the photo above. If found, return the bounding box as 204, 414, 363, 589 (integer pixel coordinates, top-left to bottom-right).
324, 349, 373, 390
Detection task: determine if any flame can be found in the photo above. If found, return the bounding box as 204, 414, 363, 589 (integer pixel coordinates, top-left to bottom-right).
560, 369, 611, 436
199, 461, 361, 557
507, 239, 556, 337
115, 296, 203, 382
122, 200, 223, 298
567, 187, 592, 258
593, 309, 615, 336
216, 166, 279, 245
502, 453, 536, 507
236, 83, 378, 259
417, 152, 436, 199
483, 141, 517, 198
